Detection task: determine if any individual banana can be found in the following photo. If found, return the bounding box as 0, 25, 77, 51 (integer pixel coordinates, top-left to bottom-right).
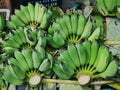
22, 49, 33, 69
39, 59, 51, 72
77, 15, 86, 36
6, 21, 16, 29
82, 41, 91, 65
94, 46, 110, 72
96, 61, 117, 78
63, 15, 72, 35
75, 44, 87, 66
14, 50, 29, 71
20, 5, 31, 22
37, 5, 46, 23
56, 18, 68, 37
59, 50, 76, 70
89, 41, 99, 66
80, 18, 92, 40
15, 28, 27, 44
8, 58, 25, 72
24, 29, 37, 46
71, 14, 78, 34
53, 64, 71, 79
35, 3, 40, 22
88, 27, 101, 42
32, 50, 42, 69
53, 31, 65, 48
27, 3, 35, 22
11, 15, 25, 27
67, 44, 80, 68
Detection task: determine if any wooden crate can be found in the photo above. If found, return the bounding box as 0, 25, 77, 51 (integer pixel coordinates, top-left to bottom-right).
0, 0, 12, 12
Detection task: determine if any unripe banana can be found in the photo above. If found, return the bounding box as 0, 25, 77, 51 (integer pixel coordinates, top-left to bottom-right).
80, 18, 92, 40
88, 27, 101, 42
94, 46, 110, 72
6, 21, 16, 29
11, 15, 25, 27
67, 44, 80, 68
27, 3, 35, 22
71, 14, 78, 34
77, 15, 86, 36
15, 9, 29, 24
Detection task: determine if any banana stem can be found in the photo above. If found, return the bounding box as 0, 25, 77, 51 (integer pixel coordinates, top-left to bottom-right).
78, 75, 91, 86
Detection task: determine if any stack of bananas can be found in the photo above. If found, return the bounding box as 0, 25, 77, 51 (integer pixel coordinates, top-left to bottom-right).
53, 41, 117, 85
6, 3, 52, 30
1, 27, 46, 56
96, 0, 117, 16
2, 47, 53, 87
47, 14, 101, 48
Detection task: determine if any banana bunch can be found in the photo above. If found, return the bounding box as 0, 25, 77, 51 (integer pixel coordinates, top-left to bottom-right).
6, 3, 52, 30
0, 15, 5, 31
53, 41, 117, 86
96, 0, 117, 16
1, 27, 46, 57
2, 47, 53, 87
47, 14, 102, 48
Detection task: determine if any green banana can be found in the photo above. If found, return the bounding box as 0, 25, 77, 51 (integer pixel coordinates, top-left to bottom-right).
96, 0, 109, 16
15, 9, 29, 24
53, 64, 71, 79
9, 65, 25, 80
27, 3, 35, 22
16, 28, 27, 44
63, 15, 72, 35
36, 36, 46, 48
24, 29, 37, 46
6, 21, 16, 29
8, 58, 25, 72
37, 5, 46, 23
56, 18, 68, 37
67, 44, 80, 68
3, 47, 16, 55
39, 59, 51, 72
3, 65, 23, 85
82, 41, 91, 65
96, 61, 117, 78
22, 49, 33, 69
35, 3, 40, 22
62, 62, 74, 77
89, 41, 99, 66
75, 44, 87, 66
104, 0, 116, 12
59, 50, 76, 70
94, 46, 110, 72
88, 27, 101, 42
77, 15, 86, 36
80, 18, 92, 40
53, 31, 65, 48
20, 5, 31, 22
32, 50, 42, 69
47, 34, 60, 48
14, 50, 29, 71
11, 15, 25, 27
71, 14, 78, 34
